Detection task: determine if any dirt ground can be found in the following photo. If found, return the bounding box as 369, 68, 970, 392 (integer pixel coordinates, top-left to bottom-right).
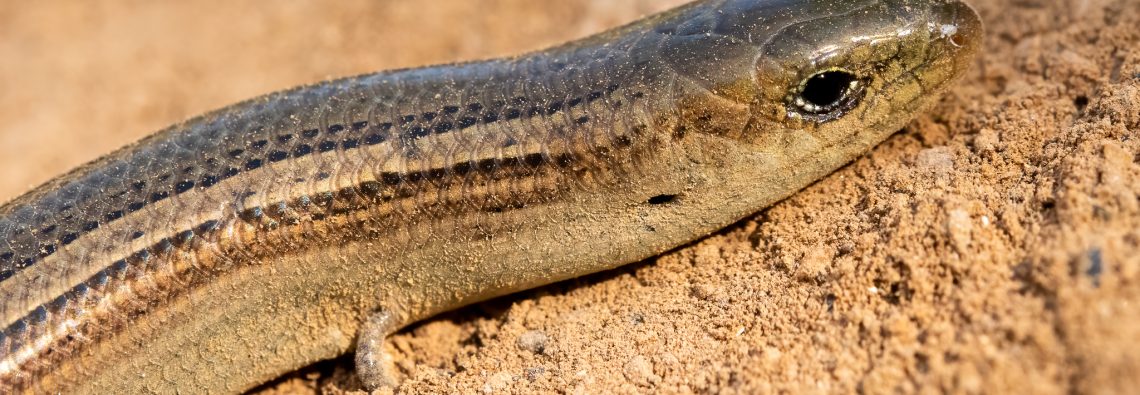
2, 0, 1138, 394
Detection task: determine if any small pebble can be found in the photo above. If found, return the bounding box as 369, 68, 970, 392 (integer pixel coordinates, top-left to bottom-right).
516, 330, 548, 354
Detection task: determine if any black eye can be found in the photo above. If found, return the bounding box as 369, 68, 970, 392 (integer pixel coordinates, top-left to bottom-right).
791, 69, 864, 120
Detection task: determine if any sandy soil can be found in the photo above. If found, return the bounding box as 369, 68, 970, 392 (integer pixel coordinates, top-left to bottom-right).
2, 0, 1138, 394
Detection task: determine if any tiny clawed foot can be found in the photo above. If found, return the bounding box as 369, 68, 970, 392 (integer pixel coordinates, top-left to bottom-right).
355, 309, 400, 392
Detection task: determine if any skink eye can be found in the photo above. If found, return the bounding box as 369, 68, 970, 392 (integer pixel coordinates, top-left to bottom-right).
790, 69, 864, 120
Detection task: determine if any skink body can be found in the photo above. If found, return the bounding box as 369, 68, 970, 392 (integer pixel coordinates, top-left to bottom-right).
0, 0, 981, 392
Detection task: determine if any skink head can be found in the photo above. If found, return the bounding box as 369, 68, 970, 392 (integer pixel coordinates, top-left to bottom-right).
660, 0, 981, 158
752, 0, 981, 125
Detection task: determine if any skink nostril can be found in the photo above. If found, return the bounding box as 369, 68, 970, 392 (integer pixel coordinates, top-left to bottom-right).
935, 1, 982, 50
941, 24, 964, 47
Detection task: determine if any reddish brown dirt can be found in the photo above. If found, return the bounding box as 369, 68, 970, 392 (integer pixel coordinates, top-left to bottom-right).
2, 1, 1138, 394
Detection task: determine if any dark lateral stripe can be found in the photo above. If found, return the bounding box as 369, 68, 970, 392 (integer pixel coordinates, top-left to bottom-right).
0, 218, 228, 373
0, 83, 634, 278
238, 150, 581, 228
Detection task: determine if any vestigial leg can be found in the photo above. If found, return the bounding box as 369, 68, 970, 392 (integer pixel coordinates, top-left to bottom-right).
355, 309, 400, 391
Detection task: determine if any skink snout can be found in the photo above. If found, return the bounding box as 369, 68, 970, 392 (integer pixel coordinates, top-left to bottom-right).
933, 1, 984, 53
